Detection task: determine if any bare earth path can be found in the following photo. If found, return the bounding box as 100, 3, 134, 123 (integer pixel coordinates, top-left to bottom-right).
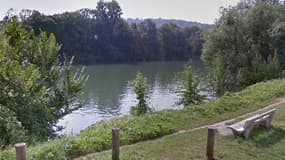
174, 97, 285, 136
120, 97, 285, 149
78, 97, 285, 158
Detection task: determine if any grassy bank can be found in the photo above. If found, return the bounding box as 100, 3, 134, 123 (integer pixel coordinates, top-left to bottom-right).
78, 103, 285, 160
1, 79, 285, 159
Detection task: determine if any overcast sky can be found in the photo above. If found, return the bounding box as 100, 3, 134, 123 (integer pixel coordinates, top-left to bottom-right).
0, 0, 241, 24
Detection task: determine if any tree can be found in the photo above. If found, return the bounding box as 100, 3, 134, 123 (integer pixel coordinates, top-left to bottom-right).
202, 0, 285, 95
0, 19, 87, 144
176, 63, 204, 106
130, 23, 144, 61
130, 72, 150, 115
13, 1, 206, 64
95, 0, 122, 25
183, 26, 203, 58
137, 19, 160, 60
111, 19, 136, 62
158, 23, 189, 60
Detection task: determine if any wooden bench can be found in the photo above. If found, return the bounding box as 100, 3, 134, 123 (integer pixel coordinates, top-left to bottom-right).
228, 109, 276, 138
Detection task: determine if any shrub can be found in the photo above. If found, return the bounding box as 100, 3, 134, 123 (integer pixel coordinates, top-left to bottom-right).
0, 19, 87, 144
175, 63, 205, 106
130, 72, 151, 115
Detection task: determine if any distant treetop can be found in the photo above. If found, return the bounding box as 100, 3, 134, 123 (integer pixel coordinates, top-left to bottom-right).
126, 18, 211, 30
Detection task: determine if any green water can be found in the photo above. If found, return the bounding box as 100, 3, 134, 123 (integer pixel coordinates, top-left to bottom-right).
58, 61, 206, 134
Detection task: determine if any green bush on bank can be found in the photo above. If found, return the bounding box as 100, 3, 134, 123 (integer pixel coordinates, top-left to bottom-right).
130, 71, 151, 115
0, 19, 87, 145
175, 63, 205, 106
1, 79, 285, 159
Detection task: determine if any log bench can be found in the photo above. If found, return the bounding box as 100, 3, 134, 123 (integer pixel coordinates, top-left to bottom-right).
228, 109, 276, 138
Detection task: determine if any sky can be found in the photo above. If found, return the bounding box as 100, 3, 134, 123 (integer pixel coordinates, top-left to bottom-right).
0, 0, 241, 24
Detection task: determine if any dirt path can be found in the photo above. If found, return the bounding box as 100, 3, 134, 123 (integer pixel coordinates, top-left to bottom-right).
173, 97, 285, 136
78, 97, 285, 158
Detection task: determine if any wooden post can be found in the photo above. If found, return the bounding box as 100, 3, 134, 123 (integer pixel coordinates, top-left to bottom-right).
206, 127, 216, 160
15, 142, 26, 160
112, 128, 120, 160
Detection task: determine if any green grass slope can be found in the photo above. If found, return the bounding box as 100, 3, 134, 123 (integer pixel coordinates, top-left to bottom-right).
1, 79, 285, 159
79, 103, 285, 160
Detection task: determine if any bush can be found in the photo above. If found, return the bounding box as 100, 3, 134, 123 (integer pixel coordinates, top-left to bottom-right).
0, 19, 87, 144
175, 63, 205, 106
130, 72, 151, 115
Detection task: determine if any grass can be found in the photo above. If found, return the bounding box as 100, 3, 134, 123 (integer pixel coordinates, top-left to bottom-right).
1, 79, 285, 159
78, 103, 285, 160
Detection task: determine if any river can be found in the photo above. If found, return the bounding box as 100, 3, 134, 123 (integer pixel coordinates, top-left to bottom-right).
58, 61, 208, 135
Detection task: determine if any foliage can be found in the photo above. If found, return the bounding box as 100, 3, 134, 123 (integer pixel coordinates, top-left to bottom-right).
1, 79, 285, 159
130, 72, 150, 115
202, 0, 285, 95
159, 23, 189, 60
175, 63, 204, 106
135, 19, 160, 61
4, 1, 205, 64
0, 19, 87, 145
126, 18, 211, 30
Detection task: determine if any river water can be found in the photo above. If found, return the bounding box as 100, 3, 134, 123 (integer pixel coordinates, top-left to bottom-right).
58, 61, 207, 134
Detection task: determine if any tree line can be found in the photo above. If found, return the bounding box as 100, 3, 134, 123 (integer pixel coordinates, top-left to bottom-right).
126, 18, 210, 29
202, 0, 285, 95
4, 0, 205, 64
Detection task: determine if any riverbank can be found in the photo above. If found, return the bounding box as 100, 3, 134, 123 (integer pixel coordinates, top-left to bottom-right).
1, 79, 285, 159
84, 103, 285, 159
59, 61, 192, 134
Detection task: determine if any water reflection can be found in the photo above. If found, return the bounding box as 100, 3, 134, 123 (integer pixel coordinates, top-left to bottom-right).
58, 61, 205, 134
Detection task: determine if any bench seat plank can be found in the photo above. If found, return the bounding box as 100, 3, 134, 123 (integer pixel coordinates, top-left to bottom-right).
227, 109, 276, 138
229, 120, 246, 133
229, 114, 261, 132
